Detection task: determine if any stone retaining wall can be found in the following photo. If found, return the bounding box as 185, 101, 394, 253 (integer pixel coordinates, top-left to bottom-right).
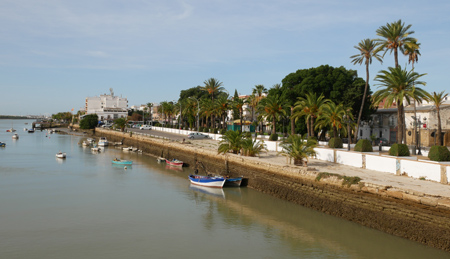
94, 128, 450, 252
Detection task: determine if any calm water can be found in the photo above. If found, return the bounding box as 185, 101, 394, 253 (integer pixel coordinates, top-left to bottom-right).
0, 119, 448, 259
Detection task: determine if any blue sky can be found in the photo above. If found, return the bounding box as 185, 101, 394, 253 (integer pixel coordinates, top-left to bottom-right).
1, 0, 449, 116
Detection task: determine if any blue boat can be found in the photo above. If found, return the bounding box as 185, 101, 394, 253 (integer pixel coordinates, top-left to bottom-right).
112, 158, 133, 165
0, 142, 5, 147
224, 177, 243, 187
188, 175, 226, 188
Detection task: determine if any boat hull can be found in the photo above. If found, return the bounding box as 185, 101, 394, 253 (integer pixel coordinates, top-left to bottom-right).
188, 175, 226, 188
166, 159, 183, 167
224, 177, 243, 187
112, 160, 133, 165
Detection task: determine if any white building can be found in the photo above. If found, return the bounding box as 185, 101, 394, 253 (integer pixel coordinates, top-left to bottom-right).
85, 88, 128, 122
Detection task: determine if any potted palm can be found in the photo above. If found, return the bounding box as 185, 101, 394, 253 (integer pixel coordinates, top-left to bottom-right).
279, 134, 317, 166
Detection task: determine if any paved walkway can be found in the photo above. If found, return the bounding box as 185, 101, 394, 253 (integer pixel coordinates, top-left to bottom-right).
186, 138, 450, 199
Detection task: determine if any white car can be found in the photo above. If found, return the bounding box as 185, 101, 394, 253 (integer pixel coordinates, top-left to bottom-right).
140, 125, 152, 130
187, 132, 209, 139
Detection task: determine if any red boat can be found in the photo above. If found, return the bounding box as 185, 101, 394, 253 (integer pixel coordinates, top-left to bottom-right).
165, 159, 183, 167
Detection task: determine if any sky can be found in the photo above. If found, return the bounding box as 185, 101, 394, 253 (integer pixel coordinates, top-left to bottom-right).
1, 0, 449, 116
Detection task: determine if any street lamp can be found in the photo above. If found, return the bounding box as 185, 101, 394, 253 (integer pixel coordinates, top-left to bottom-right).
189, 97, 199, 132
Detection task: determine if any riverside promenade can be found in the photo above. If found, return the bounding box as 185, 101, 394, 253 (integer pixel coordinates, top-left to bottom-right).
76, 126, 450, 251
174, 135, 450, 204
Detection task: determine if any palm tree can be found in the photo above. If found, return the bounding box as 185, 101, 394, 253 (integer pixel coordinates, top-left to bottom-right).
404, 40, 421, 149
279, 134, 317, 166
293, 92, 328, 138
216, 95, 231, 130
241, 136, 267, 157
258, 95, 286, 135
218, 130, 242, 154
201, 78, 224, 128
428, 91, 448, 146
375, 19, 418, 68
114, 117, 128, 132
372, 66, 427, 144
252, 84, 268, 133
315, 101, 346, 138
233, 96, 245, 133
350, 38, 383, 143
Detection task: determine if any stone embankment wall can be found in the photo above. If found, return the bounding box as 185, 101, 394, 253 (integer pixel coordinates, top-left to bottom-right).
95, 129, 450, 252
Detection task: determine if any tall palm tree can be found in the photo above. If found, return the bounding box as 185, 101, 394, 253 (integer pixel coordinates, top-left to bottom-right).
252, 84, 268, 133
216, 95, 230, 130
233, 96, 245, 133
350, 38, 383, 143
404, 40, 421, 148
372, 66, 427, 144
293, 92, 328, 138
375, 19, 418, 68
201, 78, 224, 129
428, 91, 448, 146
258, 95, 286, 135
315, 101, 346, 138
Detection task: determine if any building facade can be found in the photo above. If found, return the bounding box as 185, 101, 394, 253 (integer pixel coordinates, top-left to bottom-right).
85, 89, 128, 122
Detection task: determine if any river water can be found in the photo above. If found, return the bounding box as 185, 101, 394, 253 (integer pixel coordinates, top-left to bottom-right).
0, 119, 448, 259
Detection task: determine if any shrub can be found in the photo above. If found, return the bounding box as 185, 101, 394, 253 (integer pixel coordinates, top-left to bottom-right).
220, 129, 227, 135
203, 127, 209, 133
328, 137, 343, 148
269, 133, 278, 141
354, 139, 373, 152
389, 143, 410, 156
428, 146, 450, 161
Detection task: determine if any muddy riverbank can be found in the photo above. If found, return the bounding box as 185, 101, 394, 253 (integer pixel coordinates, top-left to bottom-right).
77, 128, 450, 252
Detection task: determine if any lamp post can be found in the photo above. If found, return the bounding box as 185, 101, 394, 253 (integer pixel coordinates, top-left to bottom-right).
189, 97, 199, 132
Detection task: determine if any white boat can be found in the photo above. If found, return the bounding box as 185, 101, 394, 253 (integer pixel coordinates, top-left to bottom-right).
12, 133, 19, 140
81, 141, 90, 147
91, 147, 101, 152
188, 175, 226, 188
87, 138, 95, 143
98, 137, 109, 146
56, 152, 66, 159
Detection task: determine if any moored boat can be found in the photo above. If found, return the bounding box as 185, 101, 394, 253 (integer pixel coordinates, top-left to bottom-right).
6, 128, 16, 132
166, 158, 183, 167
56, 152, 66, 159
12, 134, 19, 140
224, 177, 243, 187
188, 175, 226, 188
156, 157, 166, 163
28, 128, 35, 133
112, 158, 132, 165
0, 142, 5, 147
98, 137, 109, 146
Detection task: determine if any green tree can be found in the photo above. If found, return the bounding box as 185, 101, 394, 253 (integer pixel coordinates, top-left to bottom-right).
404, 40, 421, 149
372, 66, 427, 143
114, 117, 128, 132
279, 134, 317, 166
375, 19, 418, 68
350, 38, 383, 143
218, 130, 243, 155
279, 65, 372, 127
427, 91, 448, 146
293, 92, 328, 138
315, 101, 346, 138
241, 137, 267, 157
258, 95, 286, 135
79, 114, 98, 129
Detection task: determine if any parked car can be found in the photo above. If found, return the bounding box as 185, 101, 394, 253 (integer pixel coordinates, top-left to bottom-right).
140, 125, 152, 130
187, 132, 209, 139
375, 137, 389, 146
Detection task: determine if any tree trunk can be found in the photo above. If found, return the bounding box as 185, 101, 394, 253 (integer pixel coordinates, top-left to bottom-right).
306, 117, 310, 138
414, 99, 417, 149
272, 118, 276, 135
355, 63, 369, 143
311, 117, 315, 137
437, 107, 442, 146
290, 106, 295, 135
